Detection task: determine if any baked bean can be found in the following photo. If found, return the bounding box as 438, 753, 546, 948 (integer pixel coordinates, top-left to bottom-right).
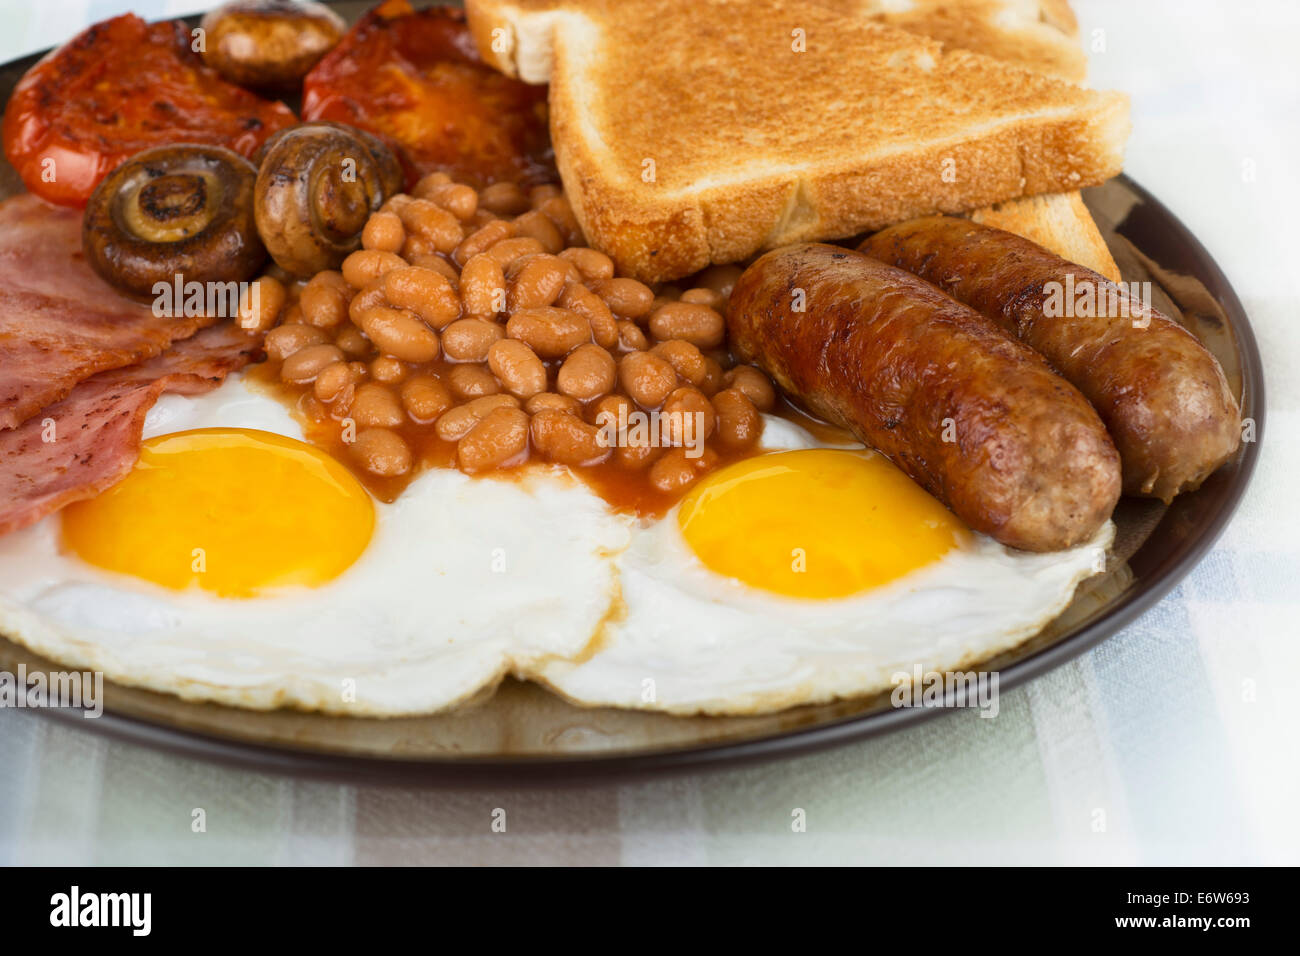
299, 393, 328, 422
696, 263, 744, 299
361, 211, 405, 253
557, 283, 618, 349
434, 395, 519, 441
557, 344, 616, 401
266, 323, 329, 362
651, 339, 708, 386
453, 219, 516, 266
592, 277, 655, 319
383, 267, 461, 328
354, 305, 440, 363
347, 280, 386, 325
661, 386, 716, 446
350, 428, 412, 477
513, 209, 564, 253
434, 405, 479, 442
414, 172, 451, 190
447, 363, 502, 399
396, 198, 463, 253
350, 382, 405, 427
479, 181, 529, 216
237, 274, 286, 333
442, 318, 504, 362
507, 254, 569, 310
506, 307, 591, 359
334, 323, 369, 357
588, 393, 634, 432
529, 183, 563, 207
723, 365, 776, 411
486, 236, 545, 270
712, 387, 761, 448
647, 302, 725, 348
416, 180, 478, 220
281, 343, 345, 384
649, 285, 681, 315
649, 447, 718, 494
530, 410, 610, 466
487, 339, 547, 398
457, 406, 530, 473
699, 357, 725, 397
298, 272, 348, 329
459, 253, 506, 316
369, 356, 407, 384
466, 394, 520, 416
379, 193, 414, 216
400, 375, 453, 424
342, 249, 407, 289
616, 320, 648, 351
407, 253, 460, 288
618, 351, 678, 408
614, 439, 662, 470
537, 195, 583, 245
679, 286, 727, 313
526, 392, 581, 416
558, 247, 614, 283
400, 234, 437, 260
279, 303, 303, 327
313, 361, 360, 403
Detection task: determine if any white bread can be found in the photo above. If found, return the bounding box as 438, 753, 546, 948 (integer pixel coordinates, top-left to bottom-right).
466, 0, 1129, 283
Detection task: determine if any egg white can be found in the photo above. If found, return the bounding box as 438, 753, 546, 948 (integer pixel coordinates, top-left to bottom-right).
534, 429, 1114, 716
0, 374, 632, 716
0, 373, 1112, 718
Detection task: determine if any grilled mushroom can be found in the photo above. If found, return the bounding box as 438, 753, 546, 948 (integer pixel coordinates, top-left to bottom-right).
254, 122, 402, 277
199, 0, 346, 91
82, 144, 265, 297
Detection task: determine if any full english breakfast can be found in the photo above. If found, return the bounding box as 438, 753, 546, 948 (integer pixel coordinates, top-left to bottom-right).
0, 0, 1245, 717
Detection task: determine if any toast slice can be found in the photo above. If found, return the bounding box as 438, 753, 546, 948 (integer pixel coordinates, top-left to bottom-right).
466, 0, 1129, 283
852, 0, 1120, 280
854, 0, 1087, 82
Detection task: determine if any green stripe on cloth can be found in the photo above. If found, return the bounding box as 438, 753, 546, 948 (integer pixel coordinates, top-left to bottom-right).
94, 740, 290, 865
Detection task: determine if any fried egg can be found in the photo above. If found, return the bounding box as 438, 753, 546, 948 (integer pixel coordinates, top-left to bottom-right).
0, 374, 630, 716
0, 372, 1111, 718
535, 444, 1113, 715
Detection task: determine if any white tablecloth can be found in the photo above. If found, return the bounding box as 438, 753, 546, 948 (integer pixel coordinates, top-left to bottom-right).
1, 0, 1296, 865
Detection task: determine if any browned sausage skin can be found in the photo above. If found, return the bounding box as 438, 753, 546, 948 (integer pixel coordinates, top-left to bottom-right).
860, 217, 1241, 501
728, 244, 1121, 552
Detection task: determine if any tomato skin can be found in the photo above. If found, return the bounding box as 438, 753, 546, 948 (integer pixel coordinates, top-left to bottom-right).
302, 0, 554, 189
2, 14, 296, 208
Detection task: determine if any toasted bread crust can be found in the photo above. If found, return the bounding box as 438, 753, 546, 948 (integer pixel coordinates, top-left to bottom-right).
469, 0, 1128, 282
969, 190, 1120, 281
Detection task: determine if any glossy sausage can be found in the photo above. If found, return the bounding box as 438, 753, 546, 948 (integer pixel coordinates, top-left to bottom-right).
860, 216, 1241, 500
728, 243, 1121, 552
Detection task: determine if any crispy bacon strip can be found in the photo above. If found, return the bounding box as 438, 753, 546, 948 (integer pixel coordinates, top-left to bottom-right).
0, 323, 262, 536
0, 195, 223, 430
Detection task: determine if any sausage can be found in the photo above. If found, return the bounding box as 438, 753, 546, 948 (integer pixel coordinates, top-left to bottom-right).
728, 244, 1121, 552
860, 217, 1241, 501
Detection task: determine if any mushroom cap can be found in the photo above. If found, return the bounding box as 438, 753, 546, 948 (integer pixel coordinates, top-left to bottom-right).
82, 144, 265, 297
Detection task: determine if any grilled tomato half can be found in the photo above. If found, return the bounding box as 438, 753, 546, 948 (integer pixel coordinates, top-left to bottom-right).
2, 13, 296, 207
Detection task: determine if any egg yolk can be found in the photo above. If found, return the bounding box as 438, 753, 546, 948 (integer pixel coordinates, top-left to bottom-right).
677, 448, 970, 599
61, 429, 374, 598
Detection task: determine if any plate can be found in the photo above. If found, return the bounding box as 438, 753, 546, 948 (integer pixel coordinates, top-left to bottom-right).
0, 3, 1264, 781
